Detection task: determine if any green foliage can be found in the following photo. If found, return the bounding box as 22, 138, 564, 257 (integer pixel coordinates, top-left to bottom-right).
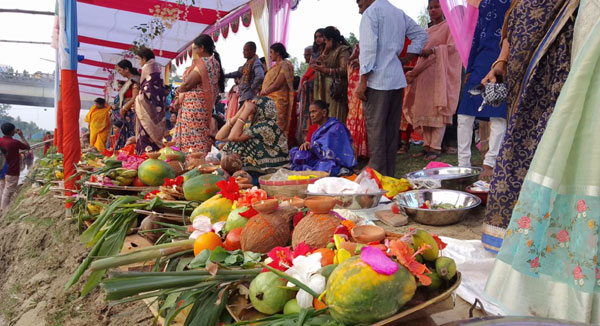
290, 57, 309, 77
0, 104, 48, 138
345, 32, 359, 48
417, 6, 430, 28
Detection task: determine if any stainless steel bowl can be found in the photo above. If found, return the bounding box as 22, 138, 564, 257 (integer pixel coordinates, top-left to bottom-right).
405, 167, 483, 191
306, 191, 388, 210
395, 189, 481, 225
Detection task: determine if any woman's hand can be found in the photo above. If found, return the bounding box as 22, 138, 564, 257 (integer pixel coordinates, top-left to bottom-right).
420, 48, 435, 58
119, 107, 128, 117
405, 71, 415, 84
481, 61, 507, 85
299, 142, 311, 151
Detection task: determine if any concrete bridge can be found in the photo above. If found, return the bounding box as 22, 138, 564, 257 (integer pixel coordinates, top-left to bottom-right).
0, 72, 93, 108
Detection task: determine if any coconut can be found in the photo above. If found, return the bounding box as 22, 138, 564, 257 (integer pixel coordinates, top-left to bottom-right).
292, 213, 341, 249
240, 206, 297, 253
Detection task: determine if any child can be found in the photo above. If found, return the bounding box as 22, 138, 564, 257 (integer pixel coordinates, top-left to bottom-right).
0, 123, 30, 213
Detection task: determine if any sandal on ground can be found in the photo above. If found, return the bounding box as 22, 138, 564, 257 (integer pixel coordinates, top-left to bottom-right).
412, 150, 427, 158
424, 151, 441, 161
397, 143, 410, 154
445, 147, 457, 154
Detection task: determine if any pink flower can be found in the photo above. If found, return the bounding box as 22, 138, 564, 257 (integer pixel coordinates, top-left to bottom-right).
573, 266, 583, 280
529, 256, 540, 269
595, 268, 600, 280
517, 216, 531, 229
360, 246, 398, 276
577, 200, 588, 213
556, 230, 570, 243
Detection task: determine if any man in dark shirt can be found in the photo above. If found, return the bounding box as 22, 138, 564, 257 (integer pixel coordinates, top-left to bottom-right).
0, 122, 30, 213
224, 42, 265, 106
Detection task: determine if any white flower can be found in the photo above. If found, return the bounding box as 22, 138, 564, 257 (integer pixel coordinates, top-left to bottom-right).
284, 253, 326, 308
212, 221, 226, 234
189, 215, 212, 239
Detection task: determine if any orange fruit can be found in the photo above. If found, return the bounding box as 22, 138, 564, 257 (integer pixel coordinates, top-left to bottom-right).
313, 248, 335, 266
313, 296, 327, 310
193, 232, 224, 256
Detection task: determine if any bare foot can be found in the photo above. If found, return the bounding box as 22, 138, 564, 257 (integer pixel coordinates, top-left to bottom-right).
480, 165, 494, 181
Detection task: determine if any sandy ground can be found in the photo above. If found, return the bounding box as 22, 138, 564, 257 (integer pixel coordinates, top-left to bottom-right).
0, 174, 487, 326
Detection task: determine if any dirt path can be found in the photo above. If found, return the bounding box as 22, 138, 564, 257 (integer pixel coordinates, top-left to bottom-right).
0, 182, 152, 326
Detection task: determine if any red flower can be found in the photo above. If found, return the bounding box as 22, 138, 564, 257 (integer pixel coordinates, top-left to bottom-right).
217, 177, 240, 201
144, 190, 160, 200
517, 216, 531, 229
239, 207, 258, 218
389, 240, 432, 286
431, 234, 447, 250
102, 148, 113, 157
163, 176, 184, 187
556, 230, 570, 243
391, 204, 400, 214
573, 266, 584, 280
529, 256, 540, 269
266, 242, 311, 271
292, 211, 305, 227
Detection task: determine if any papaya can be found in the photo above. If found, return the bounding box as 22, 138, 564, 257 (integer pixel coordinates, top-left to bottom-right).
182, 174, 224, 202
326, 256, 417, 325
138, 158, 176, 187
182, 168, 201, 182
120, 169, 138, 178
190, 194, 233, 223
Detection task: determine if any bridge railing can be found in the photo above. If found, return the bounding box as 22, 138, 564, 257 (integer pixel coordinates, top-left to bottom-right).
0, 71, 55, 82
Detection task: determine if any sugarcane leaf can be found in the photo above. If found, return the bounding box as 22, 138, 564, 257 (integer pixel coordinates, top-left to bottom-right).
81, 196, 137, 244
188, 249, 210, 268
263, 264, 320, 298
81, 215, 133, 296
65, 234, 106, 290
147, 196, 163, 210
209, 247, 229, 263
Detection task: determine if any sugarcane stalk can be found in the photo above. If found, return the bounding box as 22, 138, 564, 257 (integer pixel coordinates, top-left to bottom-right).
90, 239, 195, 271
109, 268, 262, 278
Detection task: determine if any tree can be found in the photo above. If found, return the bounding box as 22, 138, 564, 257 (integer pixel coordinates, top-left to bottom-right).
0, 104, 48, 139
417, 7, 430, 29
290, 57, 309, 77
345, 32, 359, 48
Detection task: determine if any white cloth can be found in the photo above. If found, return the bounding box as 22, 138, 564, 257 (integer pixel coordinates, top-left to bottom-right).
0, 175, 19, 212
359, 0, 427, 90
457, 114, 506, 168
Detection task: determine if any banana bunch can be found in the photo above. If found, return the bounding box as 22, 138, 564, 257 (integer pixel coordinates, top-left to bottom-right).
87, 203, 103, 216
412, 229, 457, 291
105, 168, 138, 186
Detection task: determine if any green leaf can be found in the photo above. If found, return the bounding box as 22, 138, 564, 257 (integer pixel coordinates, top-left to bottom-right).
188, 249, 210, 268
223, 254, 243, 266
242, 251, 262, 268
209, 247, 229, 263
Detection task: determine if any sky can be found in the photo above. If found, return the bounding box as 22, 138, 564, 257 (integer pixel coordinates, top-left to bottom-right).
0, 0, 427, 131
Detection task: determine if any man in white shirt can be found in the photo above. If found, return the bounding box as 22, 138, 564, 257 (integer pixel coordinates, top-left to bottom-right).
356, 0, 427, 177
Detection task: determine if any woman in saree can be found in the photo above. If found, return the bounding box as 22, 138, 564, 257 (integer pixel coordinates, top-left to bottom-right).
84, 97, 111, 152
297, 46, 316, 146
134, 47, 167, 154
403, 0, 462, 161
346, 42, 369, 158
216, 97, 288, 173
172, 35, 224, 156
290, 100, 356, 176
480, 0, 579, 253
259, 43, 295, 140
485, 6, 599, 320
115, 60, 140, 151
312, 26, 352, 124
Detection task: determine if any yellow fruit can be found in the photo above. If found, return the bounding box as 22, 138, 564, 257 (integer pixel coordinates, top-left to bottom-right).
412, 230, 439, 261
435, 257, 457, 281
193, 232, 224, 256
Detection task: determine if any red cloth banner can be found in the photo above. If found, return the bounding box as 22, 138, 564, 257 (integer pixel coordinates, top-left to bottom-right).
56, 100, 64, 153
61, 70, 81, 197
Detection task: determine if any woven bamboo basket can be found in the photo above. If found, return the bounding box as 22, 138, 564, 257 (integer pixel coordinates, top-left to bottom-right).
258, 170, 328, 198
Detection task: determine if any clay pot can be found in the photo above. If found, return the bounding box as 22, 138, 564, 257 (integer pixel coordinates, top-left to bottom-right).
165, 153, 181, 161
290, 197, 305, 208
304, 196, 337, 214
163, 141, 176, 147
252, 199, 279, 214
167, 160, 186, 175
146, 152, 161, 160
190, 152, 205, 160
351, 225, 386, 244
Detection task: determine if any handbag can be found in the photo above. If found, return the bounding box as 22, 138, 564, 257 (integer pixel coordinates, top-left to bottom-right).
329, 72, 348, 103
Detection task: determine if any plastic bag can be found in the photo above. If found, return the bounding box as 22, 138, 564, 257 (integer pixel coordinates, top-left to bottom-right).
363, 167, 412, 198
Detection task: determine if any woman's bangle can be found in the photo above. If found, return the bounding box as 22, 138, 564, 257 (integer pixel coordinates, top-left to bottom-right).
237, 118, 246, 124
491, 59, 508, 69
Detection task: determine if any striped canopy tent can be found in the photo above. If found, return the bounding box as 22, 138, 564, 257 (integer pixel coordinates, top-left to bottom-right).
75, 0, 254, 100
56, 0, 297, 204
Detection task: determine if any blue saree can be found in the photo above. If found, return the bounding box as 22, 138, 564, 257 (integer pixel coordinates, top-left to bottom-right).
290, 117, 357, 176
